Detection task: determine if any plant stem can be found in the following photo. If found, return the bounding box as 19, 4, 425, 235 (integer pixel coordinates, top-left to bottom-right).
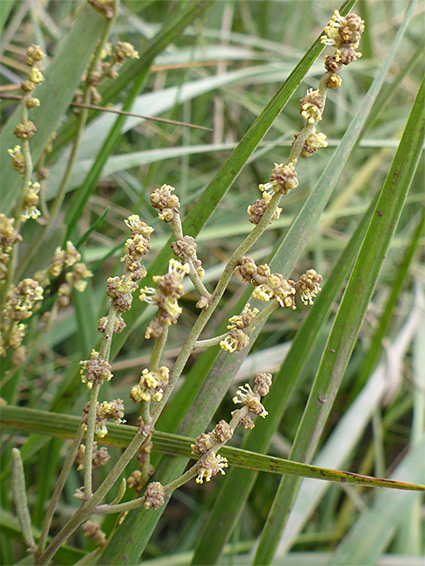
193, 333, 229, 349
17, 5, 118, 279
36, 425, 84, 557
83, 305, 117, 497
1, 93, 33, 310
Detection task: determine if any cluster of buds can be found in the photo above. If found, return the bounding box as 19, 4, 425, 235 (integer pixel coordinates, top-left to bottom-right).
130, 366, 170, 403
219, 303, 259, 354
104, 216, 152, 316
82, 399, 125, 438
0, 214, 22, 283
321, 11, 365, 89
150, 185, 180, 223
80, 349, 113, 390
258, 161, 298, 199
81, 521, 106, 548
247, 191, 282, 225
191, 420, 233, 455
88, 0, 115, 19
171, 235, 204, 279
300, 89, 324, 124
293, 127, 328, 159
140, 259, 190, 339
136, 433, 153, 467
82, 40, 139, 104
0, 278, 43, 357
75, 442, 110, 470
3, 278, 43, 322
121, 215, 153, 279
34, 241, 93, 310
20, 182, 41, 221
7, 146, 25, 174
232, 372, 273, 420
238, 257, 322, 309
128, 470, 144, 492
142, 481, 165, 510
18, 44, 45, 108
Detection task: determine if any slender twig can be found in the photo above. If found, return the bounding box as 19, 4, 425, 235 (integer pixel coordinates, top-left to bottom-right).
0, 95, 212, 132
36, 425, 85, 557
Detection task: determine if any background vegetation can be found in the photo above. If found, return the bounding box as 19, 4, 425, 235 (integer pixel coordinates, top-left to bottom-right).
1, 0, 424, 564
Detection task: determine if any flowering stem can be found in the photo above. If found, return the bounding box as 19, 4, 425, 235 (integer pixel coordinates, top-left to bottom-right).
17, 3, 118, 279
171, 214, 211, 299
83, 305, 117, 498
37, 425, 84, 557
1, 93, 32, 310
152, 191, 282, 422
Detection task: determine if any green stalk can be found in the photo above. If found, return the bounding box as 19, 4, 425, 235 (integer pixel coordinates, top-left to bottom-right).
36, 425, 84, 557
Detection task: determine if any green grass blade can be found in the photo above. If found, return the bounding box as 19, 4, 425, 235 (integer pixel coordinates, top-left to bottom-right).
351, 209, 425, 397
328, 441, 425, 565
0, 0, 15, 31
254, 66, 425, 566
0, 3, 104, 214
2, 406, 423, 493
64, 1, 211, 241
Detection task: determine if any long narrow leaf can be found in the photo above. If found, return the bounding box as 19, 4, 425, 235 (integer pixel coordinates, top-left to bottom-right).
1, 407, 423, 492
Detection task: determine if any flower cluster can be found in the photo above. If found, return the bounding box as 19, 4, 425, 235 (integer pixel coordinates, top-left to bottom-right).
247, 191, 282, 225
12, 45, 44, 142
130, 366, 170, 403
219, 303, 259, 353
196, 452, 228, 484
232, 372, 273, 420
259, 161, 298, 197
150, 184, 180, 223
104, 216, 153, 318
7, 146, 25, 174
321, 11, 365, 89
34, 241, 93, 310
296, 269, 322, 305
171, 235, 204, 278
0, 278, 44, 357
122, 215, 153, 278
142, 481, 165, 510
82, 399, 125, 438
294, 127, 328, 159
3, 278, 43, 322
80, 349, 113, 389
83, 39, 139, 104
140, 259, 190, 339
20, 182, 41, 221
237, 257, 322, 309
191, 420, 233, 455
81, 521, 106, 548
88, 0, 115, 19
0, 214, 22, 283
75, 442, 110, 470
